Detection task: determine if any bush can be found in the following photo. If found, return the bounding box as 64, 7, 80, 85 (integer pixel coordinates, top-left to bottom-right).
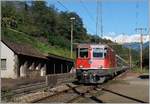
48, 34, 70, 49
131, 66, 149, 73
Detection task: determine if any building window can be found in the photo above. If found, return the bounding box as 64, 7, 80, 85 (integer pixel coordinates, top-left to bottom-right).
1, 59, 6, 70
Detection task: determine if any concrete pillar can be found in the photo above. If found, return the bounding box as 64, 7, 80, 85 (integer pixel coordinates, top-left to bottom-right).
20, 64, 24, 77
67, 65, 69, 73
13, 54, 19, 78
61, 64, 63, 73
41, 64, 46, 76
54, 64, 55, 74
24, 61, 28, 77
29, 62, 35, 70
36, 63, 41, 70
20, 61, 27, 77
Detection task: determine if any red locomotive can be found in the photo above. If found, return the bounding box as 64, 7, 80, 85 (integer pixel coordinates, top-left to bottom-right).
75, 43, 119, 83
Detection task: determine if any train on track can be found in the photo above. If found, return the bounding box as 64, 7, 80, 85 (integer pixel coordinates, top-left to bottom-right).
75, 43, 128, 83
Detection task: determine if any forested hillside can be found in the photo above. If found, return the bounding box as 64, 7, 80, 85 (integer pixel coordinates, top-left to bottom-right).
1, 1, 113, 58
142, 46, 149, 69
2, 1, 112, 44
1, 1, 142, 64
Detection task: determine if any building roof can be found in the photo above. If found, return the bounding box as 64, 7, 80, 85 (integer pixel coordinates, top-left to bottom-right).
47, 53, 74, 62
77, 43, 109, 48
2, 39, 47, 59
1, 39, 73, 62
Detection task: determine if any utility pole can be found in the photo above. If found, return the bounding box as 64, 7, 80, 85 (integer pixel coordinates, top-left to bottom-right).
148, 0, 150, 69
128, 45, 132, 70
135, 28, 147, 71
70, 17, 75, 58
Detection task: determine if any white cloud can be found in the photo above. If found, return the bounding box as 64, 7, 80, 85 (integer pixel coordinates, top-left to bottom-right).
103, 33, 149, 44
107, 32, 117, 37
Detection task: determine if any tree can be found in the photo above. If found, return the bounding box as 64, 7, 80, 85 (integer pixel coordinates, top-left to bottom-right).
142, 46, 149, 68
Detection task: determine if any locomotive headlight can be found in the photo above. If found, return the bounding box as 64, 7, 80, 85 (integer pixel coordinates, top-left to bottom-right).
98, 65, 103, 68
79, 65, 83, 68
93, 72, 96, 76
83, 71, 88, 76
83, 73, 88, 76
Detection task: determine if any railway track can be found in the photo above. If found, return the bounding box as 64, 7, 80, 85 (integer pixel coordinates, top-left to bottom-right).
31, 83, 82, 103
65, 84, 103, 103
32, 69, 130, 103
2, 68, 129, 103
32, 83, 104, 103
1, 81, 48, 102
2, 69, 146, 103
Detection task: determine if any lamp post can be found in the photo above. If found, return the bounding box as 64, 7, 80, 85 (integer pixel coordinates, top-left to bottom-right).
128, 45, 132, 70
70, 17, 75, 58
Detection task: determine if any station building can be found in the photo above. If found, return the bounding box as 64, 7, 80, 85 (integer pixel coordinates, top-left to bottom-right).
1, 39, 74, 79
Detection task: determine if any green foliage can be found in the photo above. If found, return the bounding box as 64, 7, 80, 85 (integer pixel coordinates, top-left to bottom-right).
1, 1, 16, 17
134, 46, 149, 68
143, 46, 149, 58
2, 28, 74, 58
48, 34, 70, 49
131, 66, 149, 73
142, 46, 149, 68
1, 88, 14, 102
1, 1, 89, 42
110, 44, 128, 61
1, 1, 141, 62
1, 1, 91, 59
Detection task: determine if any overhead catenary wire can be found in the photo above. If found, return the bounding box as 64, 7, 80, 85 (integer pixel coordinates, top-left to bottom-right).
79, 0, 97, 33
135, 0, 139, 31
79, 0, 95, 22
56, 0, 69, 11
56, 0, 95, 34
135, 0, 147, 71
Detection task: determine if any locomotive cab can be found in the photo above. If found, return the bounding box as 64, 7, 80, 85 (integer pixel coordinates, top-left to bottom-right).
76, 44, 110, 70
75, 44, 116, 83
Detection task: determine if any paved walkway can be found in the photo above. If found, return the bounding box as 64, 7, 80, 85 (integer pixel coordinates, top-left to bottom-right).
97, 73, 149, 103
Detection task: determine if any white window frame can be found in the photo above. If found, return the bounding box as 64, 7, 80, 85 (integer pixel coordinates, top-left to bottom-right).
1, 59, 7, 70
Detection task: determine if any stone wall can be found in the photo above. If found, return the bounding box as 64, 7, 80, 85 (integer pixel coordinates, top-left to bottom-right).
46, 73, 75, 87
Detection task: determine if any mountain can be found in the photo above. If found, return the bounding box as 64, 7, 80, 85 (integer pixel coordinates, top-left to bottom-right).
123, 42, 149, 51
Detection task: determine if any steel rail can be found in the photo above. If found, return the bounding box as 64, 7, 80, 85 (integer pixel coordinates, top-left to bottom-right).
31, 84, 82, 103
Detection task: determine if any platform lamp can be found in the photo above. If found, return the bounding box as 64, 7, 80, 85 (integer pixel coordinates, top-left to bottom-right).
70, 17, 75, 58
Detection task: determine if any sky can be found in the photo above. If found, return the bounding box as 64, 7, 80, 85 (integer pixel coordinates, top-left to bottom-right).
46, 0, 149, 43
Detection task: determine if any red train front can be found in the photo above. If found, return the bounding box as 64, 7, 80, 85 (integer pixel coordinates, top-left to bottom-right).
75, 44, 117, 83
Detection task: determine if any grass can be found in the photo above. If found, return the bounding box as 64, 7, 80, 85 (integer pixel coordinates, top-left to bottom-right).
1, 88, 14, 102
131, 67, 149, 74
2, 28, 75, 59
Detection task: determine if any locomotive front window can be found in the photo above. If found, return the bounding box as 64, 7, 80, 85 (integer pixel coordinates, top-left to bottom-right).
79, 48, 88, 58
93, 48, 103, 58
104, 48, 107, 57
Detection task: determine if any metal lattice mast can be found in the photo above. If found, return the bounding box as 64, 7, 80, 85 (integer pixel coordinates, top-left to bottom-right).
96, 0, 99, 37
100, 0, 103, 38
